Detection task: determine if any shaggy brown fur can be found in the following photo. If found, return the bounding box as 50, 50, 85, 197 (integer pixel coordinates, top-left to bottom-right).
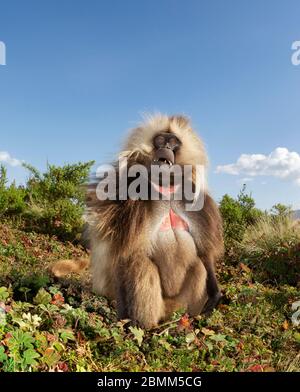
52, 114, 224, 328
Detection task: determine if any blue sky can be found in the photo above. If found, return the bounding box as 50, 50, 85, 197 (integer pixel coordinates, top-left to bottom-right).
0, 0, 299, 210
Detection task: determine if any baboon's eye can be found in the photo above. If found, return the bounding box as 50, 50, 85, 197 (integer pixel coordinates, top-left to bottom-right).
168, 136, 179, 149
154, 135, 166, 148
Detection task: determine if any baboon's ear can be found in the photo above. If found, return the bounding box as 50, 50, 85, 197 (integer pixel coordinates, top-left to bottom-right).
169, 115, 190, 128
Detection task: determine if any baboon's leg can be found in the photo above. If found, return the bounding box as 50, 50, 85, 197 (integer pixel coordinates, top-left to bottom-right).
201, 259, 222, 314
116, 254, 165, 329
164, 259, 208, 318
183, 260, 208, 316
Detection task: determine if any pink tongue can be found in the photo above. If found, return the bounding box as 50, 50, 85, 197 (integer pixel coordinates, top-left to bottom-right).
159, 185, 175, 196
160, 209, 189, 231
153, 183, 178, 197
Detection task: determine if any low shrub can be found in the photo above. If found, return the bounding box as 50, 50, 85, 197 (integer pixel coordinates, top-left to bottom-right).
0, 161, 94, 242
219, 186, 263, 255
239, 216, 300, 286
0, 166, 27, 217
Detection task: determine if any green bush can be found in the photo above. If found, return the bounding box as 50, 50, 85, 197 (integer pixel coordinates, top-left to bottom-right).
22, 161, 94, 241
0, 165, 27, 217
0, 161, 94, 241
270, 203, 293, 219
219, 185, 263, 254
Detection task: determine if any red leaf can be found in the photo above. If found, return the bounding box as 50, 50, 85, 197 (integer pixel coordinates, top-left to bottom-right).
45, 332, 56, 343
247, 364, 264, 372
56, 362, 69, 372
51, 293, 65, 306
178, 314, 191, 331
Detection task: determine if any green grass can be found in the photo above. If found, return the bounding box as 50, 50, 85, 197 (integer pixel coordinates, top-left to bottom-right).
239, 216, 300, 285
0, 222, 300, 372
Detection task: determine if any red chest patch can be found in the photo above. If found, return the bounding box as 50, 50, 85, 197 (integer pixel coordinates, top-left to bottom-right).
159, 209, 189, 232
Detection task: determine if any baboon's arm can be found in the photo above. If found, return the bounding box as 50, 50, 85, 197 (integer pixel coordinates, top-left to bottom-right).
116, 254, 165, 329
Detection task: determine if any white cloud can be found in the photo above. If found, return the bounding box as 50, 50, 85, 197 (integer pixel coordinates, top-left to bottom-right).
216, 147, 300, 186
236, 177, 253, 185
241, 177, 253, 183
0, 151, 23, 167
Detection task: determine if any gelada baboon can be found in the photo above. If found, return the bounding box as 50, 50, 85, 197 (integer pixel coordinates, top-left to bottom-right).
52, 114, 223, 328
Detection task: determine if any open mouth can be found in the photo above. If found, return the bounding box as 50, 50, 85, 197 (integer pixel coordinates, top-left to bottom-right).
156, 157, 173, 166
150, 148, 177, 191
153, 148, 175, 167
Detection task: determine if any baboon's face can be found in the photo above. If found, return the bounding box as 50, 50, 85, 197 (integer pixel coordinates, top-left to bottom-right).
123, 115, 207, 169
152, 132, 182, 167
122, 115, 207, 191
149, 131, 184, 189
